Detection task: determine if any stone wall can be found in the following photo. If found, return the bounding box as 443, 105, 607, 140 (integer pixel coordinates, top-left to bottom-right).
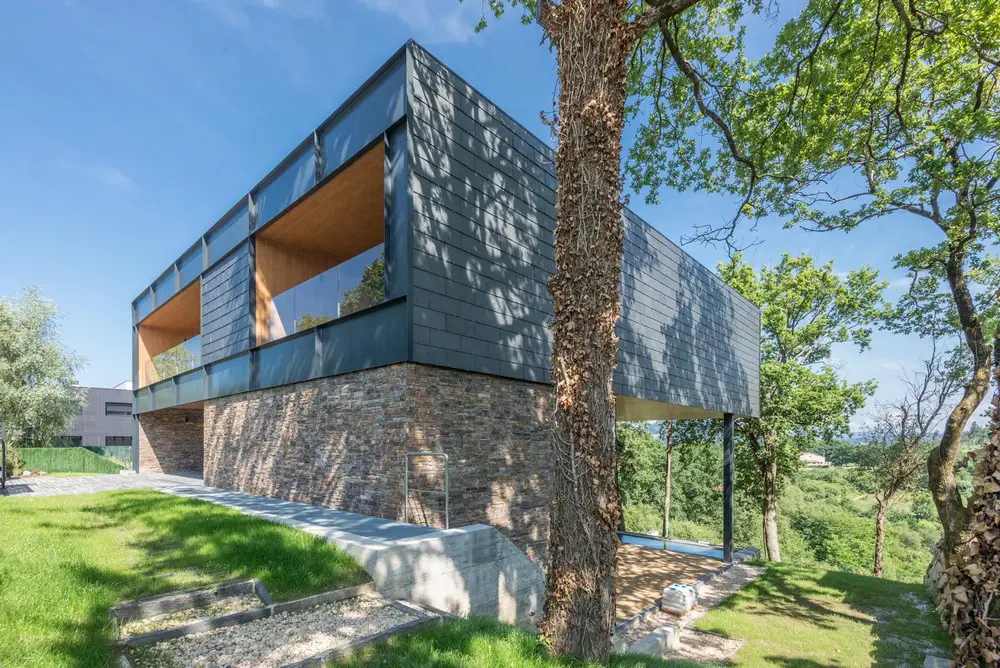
137, 406, 205, 474
203, 363, 553, 561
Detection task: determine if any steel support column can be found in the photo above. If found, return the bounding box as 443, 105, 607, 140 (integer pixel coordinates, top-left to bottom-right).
723, 412, 735, 563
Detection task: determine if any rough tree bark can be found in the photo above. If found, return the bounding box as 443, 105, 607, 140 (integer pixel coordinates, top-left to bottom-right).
539, 0, 636, 660
537, 0, 702, 659
663, 420, 673, 538
874, 504, 887, 578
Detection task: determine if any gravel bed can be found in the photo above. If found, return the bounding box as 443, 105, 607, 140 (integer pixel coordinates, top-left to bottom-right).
121, 596, 264, 637
622, 564, 765, 650
128, 594, 416, 668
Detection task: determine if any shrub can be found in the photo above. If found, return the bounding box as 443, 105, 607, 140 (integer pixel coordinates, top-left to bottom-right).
19, 447, 123, 474
623, 503, 662, 534
3, 445, 23, 478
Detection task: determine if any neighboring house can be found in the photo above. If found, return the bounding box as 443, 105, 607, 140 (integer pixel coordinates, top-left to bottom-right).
61, 385, 134, 447
129, 42, 761, 563
800, 452, 832, 468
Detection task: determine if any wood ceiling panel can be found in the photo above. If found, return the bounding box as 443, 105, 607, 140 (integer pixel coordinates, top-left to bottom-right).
256, 142, 384, 265
140, 280, 201, 334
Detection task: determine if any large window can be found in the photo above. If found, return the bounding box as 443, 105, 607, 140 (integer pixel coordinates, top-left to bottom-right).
137, 279, 201, 387
105, 402, 133, 416
148, 337, 201, 384
106, 436, 132, 446
255, 142, 386, 346
267, 246, 384, 342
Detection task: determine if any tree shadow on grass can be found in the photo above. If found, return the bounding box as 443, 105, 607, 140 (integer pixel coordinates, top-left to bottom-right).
11, 489, 371, 667
339, 615, 696, 668
817, 570, 952, 666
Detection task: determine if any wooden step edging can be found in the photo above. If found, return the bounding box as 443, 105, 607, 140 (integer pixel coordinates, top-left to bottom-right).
117, 581, 376, 647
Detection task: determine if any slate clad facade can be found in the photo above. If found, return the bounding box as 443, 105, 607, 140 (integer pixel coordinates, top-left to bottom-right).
129, 41, 760, 557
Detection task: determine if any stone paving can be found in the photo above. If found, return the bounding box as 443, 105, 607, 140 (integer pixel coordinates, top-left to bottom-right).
0, 472, 202, 497
0, 472, 436, 544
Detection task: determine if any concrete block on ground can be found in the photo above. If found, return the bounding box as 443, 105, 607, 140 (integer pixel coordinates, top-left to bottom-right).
923, 656, 953, 668
661, 583, 697, 615
629, 625, 680, 657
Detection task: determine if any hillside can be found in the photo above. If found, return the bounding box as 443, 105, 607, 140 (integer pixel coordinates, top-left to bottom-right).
620, 437, 942, 582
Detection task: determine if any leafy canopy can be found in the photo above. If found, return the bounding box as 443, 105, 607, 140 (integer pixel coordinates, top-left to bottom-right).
720, 253, 889, 497
0, 288, 85, 448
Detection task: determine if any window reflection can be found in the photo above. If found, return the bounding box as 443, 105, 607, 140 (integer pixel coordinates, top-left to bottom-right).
145, 336, 200, 385
207, 206, 249, 265
265, 245, 385, 344
256, 150, 316, 229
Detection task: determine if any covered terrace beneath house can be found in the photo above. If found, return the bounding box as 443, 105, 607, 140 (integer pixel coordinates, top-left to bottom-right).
613, 394, 746, 622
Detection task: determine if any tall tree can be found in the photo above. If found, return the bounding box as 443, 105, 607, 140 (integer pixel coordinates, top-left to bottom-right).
624, 0, 1000, 563
856, 341, 961, 577
720, 253, 888, 560
0, 288, 85, 449
476, 0, 732, 659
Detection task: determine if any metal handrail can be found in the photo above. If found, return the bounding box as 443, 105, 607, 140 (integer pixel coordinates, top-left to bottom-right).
403, 452, 449, 529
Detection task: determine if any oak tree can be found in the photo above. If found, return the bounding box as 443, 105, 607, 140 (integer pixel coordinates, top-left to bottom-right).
720, 253, 888, 560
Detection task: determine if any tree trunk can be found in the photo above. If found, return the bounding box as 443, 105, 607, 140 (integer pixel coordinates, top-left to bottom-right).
929, 241, 992, 556
762, 458, 781, 562
663, 421, 673, 539
540, 0, 635, 661
873, 503, 887, 578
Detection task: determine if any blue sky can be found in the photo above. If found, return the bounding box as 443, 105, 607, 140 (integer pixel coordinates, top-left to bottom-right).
0, 0, 967, 429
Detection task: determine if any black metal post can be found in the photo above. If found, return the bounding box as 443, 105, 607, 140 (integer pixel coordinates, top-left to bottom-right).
723, 412, 734, 563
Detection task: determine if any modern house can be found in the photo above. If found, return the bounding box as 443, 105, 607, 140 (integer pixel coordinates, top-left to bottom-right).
130, 41, 760, 565
61, 383, 134, 447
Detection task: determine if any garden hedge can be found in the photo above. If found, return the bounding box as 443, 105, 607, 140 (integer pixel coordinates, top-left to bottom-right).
19, 447, 124, 474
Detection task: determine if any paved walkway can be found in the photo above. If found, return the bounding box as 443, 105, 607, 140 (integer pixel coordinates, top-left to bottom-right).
1, 472, 436, 544
168, 485, 438, 544
0, 472, 202, 497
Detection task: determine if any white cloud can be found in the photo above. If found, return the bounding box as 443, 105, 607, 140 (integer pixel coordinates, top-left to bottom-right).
357, 0, 482, 44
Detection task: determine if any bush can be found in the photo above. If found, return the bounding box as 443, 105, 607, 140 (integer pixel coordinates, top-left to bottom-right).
19, 447, 123, 474
3, 445, 23, 478
623, 503, 662, 534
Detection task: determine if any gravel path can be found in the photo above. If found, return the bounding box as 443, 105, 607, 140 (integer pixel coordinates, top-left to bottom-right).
624, 563, 764, 660
121, 596, 263, 638
129, 594, 416, 667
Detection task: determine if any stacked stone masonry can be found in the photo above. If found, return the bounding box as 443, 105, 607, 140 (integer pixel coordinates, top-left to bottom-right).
203, 363, 553, 562
137, 406, 205, 474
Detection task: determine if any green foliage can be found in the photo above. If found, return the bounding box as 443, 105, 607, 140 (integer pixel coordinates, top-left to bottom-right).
341, 254, 385, 317
19, 447, 124, 474
616, 422, 664, 509
719, 254, 887, 523
296, 312, 332, 330
3, 444, 23, 478
0, 288, 85, 448
0, 490, 369, 666
812, 439, 863, 466
151, 341, 198, 380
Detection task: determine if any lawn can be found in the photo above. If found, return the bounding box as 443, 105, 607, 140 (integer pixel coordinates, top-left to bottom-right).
693, 563, 952, 666
0, 489, 369, 667
338, 615, 699, 667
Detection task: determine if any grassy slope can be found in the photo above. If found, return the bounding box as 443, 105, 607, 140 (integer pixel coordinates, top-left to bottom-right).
338, 615, 700, 668
695, 563, 951, 666
343, 566, 950, 667
0, 489, 369, 667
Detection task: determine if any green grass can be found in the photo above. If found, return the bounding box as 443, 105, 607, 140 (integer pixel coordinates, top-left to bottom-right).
337, 615, 699, 667
0, 489, 369, 667
694, 563, 952, 666
19, 447, 124, 474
